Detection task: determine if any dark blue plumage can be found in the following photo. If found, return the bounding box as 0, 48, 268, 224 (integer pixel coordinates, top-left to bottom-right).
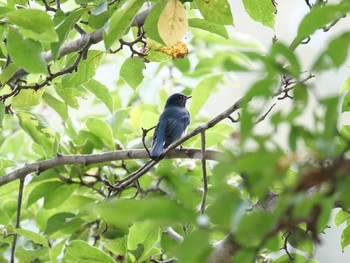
150, 93, 191, 158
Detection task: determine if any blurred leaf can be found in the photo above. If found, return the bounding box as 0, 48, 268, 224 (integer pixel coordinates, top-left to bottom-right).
0, 102, 4, 128
175, 229, 212, 263
189, 74, 223, 117
0, 63, 18, 85
86, 117, 114, 149
64, 240, 115, 262
270, 42, 300, 77
42, 92, 68, 121
189, 18, 228, 39
83, 79, 114, 113
342, 91, 350, 113
0, 208, 10, 225
340, 76, 350, 92
127, 221, 161, 261
45, 213, 84, 236
296, 4, 350, 44
12, 88, 44, 109
103, 0, 144, 49
158, 0, 188, 47
235, 211, 276, 247
16, 246, 50, 263
273, 253, 318, 263
232, 249, 256, 263
7, 28, 47, 74
194, 0, 233, 25
6, 9, 58, 43
288, 227, 314, 254
242, 0, 275, 28
130, 104, 157, 129
94, 198, 195, 228
14, 228, 48, 246
120, 57, 145, 90
313, 32, 350, 71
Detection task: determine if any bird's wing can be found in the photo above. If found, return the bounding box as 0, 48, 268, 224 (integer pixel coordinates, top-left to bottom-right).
163, 109, 190, 147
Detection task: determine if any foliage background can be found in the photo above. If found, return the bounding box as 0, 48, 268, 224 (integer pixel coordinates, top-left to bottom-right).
1, 0, 350, 262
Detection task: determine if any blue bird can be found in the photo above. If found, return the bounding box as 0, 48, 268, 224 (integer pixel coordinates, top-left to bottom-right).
150, 93, 191, 159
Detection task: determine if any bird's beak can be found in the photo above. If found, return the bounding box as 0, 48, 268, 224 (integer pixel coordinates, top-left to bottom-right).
186, 95, 192, 100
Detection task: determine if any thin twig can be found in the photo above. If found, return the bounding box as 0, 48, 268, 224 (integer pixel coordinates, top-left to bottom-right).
142, 126, 156, 158
254, 103, 276, 124
10, 178, 24, 263
200, 131, 208, 214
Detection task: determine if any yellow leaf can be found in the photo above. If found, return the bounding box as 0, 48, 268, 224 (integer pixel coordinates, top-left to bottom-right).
157, 0, 188, 47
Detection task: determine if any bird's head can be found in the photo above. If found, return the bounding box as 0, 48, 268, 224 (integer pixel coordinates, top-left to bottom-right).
165, 93, 191, 108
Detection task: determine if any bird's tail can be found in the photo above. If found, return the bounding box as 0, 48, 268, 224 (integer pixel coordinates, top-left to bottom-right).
150, 141, 164, 159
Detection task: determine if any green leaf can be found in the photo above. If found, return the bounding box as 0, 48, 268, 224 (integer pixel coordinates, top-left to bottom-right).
42, 92, 68, 121
144, 3, 166, 45
12, 88, 45, 109
335, 210, 350, 227
14, 228, 48, 246
120, 57, 145, 90
7, 28, 47, 74
342, 91, 350, 113
94, 198, 195, 228
86, 117, 114, 150
51, 8, 86, 59
27, 181, 62, 207
103, 0, 144, 49
0, 63, 19, 85
127, 221, 161, 261
242, 0, 275, 28
340, 76, 350, 92
274, 253, 318, 263
0, 102, 4, 128
62, 50, 104, 88
313, 32, 350, 71
296, 4, 350, 44
189, 74, 223, 117
64, 240, 115, 263
175, 229, 212, 263
43, 184, 77, 209
44, 212, 84, 236
6, 9, 58, 43
270, 42, 300, 77
83, 79, 114, 113
189, 18, 228, 39
194, 0, 233, 25
16, 246, 50, 263
17, 112, 55, 156
0, 208, 11, 225
55, 85, 86, 109
341, 225, 350, 252
288, 227, 314, 254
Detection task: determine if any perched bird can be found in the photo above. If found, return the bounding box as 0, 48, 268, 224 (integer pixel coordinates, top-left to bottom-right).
150, 93, 191, 159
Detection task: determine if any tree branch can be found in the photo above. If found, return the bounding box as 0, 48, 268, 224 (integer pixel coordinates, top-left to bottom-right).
0, 148, 222, 186
10, 178, 24, 263
6, 9, 150, 86
200, 131, 208, 214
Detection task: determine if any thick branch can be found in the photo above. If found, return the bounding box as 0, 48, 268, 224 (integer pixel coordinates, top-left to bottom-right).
0, 148, 222, 186
7, 9, 149, 85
